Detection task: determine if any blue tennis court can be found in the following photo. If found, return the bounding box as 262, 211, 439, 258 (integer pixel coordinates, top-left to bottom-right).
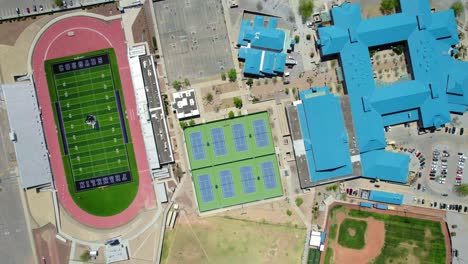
190, 131, 206, 160
198, 174, 214, 202
232, 123, 248, 152
210, 127, 227, 156
219, 170, 235, 198
240, 166, 256, 194
261, 161, 277, 189
252, 119, 269, 148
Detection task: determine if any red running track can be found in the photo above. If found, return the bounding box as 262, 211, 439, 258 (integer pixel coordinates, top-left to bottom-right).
32, 16, 155, 229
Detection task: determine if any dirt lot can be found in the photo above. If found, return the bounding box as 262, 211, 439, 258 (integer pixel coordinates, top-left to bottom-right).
161, 211, 305, 264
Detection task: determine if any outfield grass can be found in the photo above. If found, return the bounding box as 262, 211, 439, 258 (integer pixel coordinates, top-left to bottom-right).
44, 49, 139, 216
348, 209, 446, 264
337, 218, 367, 249
161, 216, 305, 264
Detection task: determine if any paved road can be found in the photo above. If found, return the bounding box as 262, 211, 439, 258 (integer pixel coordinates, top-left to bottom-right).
0, 175, 34, 264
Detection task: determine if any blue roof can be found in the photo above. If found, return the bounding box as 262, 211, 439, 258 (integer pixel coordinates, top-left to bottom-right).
238, 16, 285, 52
361, 150, 409, 183
369, 190, 404, 205
237, 16, 292, 77
297, 87, 352, 182
238, 48, 285, 77
315, 0, 468, 183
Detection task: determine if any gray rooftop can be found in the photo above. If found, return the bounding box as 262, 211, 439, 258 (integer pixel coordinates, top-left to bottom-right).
171, 89, 199, 120
2, 81, 52, 189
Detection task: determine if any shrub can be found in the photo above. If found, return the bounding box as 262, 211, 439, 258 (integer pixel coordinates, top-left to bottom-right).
306, 34, 311, 40
228, 111, 235, 118
172, 80, 182, 91
294, 35, 300, 43
233, 97, 243, 108
286, 209, 293, 216
228, 68, 237, 81
295, 197, 304, 207
221, 72, 226, 81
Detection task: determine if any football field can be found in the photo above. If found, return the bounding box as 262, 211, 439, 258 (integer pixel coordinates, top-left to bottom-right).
45, 49, 139, 216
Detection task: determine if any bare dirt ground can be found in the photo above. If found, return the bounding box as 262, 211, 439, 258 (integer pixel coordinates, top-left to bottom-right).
33, 223, 71, 264
332, 212, 385, 264
250, 68, 340, 101
162, 210, 305, 264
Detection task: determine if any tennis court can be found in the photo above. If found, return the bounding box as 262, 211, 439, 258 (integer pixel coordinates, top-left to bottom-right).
185, 112, 275, 170
184, 112, 283, 212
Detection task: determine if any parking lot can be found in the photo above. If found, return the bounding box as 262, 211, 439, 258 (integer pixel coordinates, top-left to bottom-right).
0, 0, 111, 20
0, 176, 34, 264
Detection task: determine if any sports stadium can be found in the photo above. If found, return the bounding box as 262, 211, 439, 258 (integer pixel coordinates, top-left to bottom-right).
31, 15, 155, 228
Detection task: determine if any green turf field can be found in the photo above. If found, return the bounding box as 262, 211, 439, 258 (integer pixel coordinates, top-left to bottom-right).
184, 112, 283, 212
337, 218, 367, 249
45, 49, 139, 216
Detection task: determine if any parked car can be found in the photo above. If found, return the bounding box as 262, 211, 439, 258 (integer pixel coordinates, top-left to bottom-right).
442, 193, 448, 197
464, 206, 467, 212
26, 7, 30, 13
16, 7, 20, 14
452, 127, 457, 134
434, 202, 437, 207
33, 5, 37, 12
39, 5, 43, 11
445, 127, 448, 133
460, 128, 464, 135
416, 152, 422, 158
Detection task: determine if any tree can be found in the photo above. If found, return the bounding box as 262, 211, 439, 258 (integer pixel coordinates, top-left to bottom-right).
172, 80, 182, 91
307, 77, 313, 86
298, 0, 314, 22
233, 97, 243, 109
272, 77, 277, 84
221, 72, 226, 81
306, 34, 311, 40
452, 2, 464, 17
180, 121, 188, 129
228, 110, 235, 118
294, 35, 300, 43
256, 1, 263, 11
204, 92, 213, 103
380, 0, 399, 14
246, 78, 253, 87
188, 119, 196, 126
292, 87, 297, 94
455, 184, 468, 196
295, 197, 304, 207
285, 88, 290, 95
55, 0, 63, 6
228, 68, 237, 82
286, 209, 293, 216
183, 78, 190, 87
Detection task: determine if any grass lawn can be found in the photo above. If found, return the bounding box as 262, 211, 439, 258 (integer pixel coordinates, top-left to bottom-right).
44, 49, 139, 216
337, 218, 367, 249
161, 216, 305, 264
348, 209, 446, 264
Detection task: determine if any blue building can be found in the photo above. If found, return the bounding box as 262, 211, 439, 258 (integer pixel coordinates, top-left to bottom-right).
369, 190, 404, 205
237, 16, 294, 77
296, 87, 354, 183
308, 0, 468, 184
